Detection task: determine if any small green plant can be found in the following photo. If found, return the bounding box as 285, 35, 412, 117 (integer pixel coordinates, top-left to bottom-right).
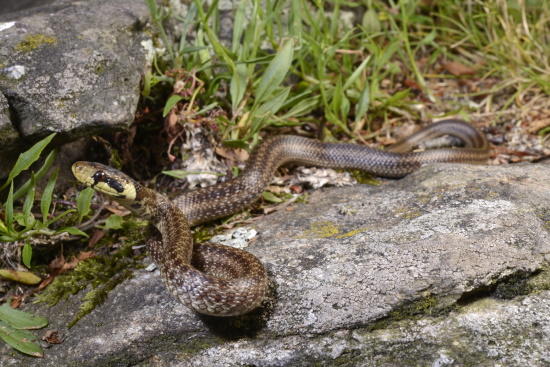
0, 133, 93, 357
0, 300, 48, 357
0, 134, 88, 246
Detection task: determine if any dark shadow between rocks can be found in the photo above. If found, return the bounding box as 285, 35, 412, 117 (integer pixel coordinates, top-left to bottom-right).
456, 268, 542, 306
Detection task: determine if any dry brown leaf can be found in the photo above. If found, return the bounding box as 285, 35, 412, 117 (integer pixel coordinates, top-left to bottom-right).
88, 229, 105, 248
42, 330, 66, 344
443, 61, 477, 76
527, 118, 550, 134
215, 146, 237, 161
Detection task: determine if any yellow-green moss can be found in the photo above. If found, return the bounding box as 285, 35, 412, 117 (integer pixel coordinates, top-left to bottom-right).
298, 221, 341, 239
34, 218, 147, 327
297, 220, 369, 240
15, 34, 58, 53
348, 169, 380, 186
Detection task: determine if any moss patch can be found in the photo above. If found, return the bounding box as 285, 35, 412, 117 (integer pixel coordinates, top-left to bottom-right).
34, 218, 147, 327
15, 34, 58, 53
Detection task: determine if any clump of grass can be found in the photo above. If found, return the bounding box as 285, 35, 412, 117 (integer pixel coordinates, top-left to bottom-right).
145, 0, 548, 150
431, 0, 549, 108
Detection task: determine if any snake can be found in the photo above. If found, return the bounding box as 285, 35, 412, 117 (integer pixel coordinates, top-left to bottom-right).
72, 119, 489, 316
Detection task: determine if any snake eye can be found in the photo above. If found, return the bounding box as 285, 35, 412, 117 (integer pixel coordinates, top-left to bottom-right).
92, 171, 106, 184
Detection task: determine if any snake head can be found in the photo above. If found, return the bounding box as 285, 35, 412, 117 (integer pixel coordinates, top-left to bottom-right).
72, 161, 137, 201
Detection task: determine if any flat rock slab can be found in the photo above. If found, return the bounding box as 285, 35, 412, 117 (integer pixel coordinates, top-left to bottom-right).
2, 163, 550, 366
0, 0, 149, 148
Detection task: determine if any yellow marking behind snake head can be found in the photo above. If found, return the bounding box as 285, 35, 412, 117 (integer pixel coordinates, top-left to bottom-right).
72, 161, 137, 202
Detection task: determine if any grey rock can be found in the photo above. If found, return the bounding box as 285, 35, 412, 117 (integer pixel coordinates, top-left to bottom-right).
0, 0, 150, 148
1, 163, 550, 366
0, 91, 19, 149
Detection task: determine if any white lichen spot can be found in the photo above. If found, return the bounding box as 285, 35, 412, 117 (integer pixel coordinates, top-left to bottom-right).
3, 65, 26, 79
0, 22, 16, 32
210, 227, 258, 249
141, 39, 164, 63
145, 263, 158, 272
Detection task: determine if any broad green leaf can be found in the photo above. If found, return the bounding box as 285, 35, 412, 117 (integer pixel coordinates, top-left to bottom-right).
230, 63, 248, 112
0, 220, 8, 234
0, 302, 48, 329
231, 0, 247, 54
355, 82, 371, 124
13, 148, 56, 202
0, 269, 41, 285
340, 94, 350, 121
386, 89, 411, 105
162, 170, 223, 179
44, 209, 77, 228
342, 55, 371, 91
22, 173, 35, 227
76, 187, 94, 224
262, 191, 282, 203
5, 182, 14, 226
40, 168, 59, 222
379, 40, 401, 67
22, 242, 32, 268
331, 76, 343, 116
98, 214, 123, 230
254, 87, 291, 118
0, 321, 43, 357
417, 29, 437, 47
279, 96, 321, 119
162, 95, 186, 117
255, 40, 294, 104
55, 226, 88, 237
0, 133, 56, 192
222, 139, 250, 150
195, 102, 219, 116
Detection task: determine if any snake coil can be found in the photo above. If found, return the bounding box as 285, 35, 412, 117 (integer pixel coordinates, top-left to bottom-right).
72, 119, 489, 316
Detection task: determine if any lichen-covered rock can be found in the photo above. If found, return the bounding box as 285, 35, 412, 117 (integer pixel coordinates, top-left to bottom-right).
1, 163, 550, 366
0, 0, 149, 148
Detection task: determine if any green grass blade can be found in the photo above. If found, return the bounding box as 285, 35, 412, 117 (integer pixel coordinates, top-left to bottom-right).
255, 87, 291, 119
230, 63, 248, 112
232, 0, 247, 54
342, 55, 371, 91
22, 173, 35, 221
254, 40, 294, 104
279, 96, 321, 119
163, 95, 186, 117
13, 148, 56, 202
76, 187, 94, 224
40, 168, 59, 222
55, 226, 88, 237
5, 182, 14, 227
354, 82, 371, 125
0, 133, 56, 192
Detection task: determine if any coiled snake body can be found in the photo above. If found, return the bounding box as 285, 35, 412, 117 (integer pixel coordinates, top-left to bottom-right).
72, 119, 489, 316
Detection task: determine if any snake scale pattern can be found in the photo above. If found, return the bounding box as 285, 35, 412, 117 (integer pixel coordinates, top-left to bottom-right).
72, 119, 489, 316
